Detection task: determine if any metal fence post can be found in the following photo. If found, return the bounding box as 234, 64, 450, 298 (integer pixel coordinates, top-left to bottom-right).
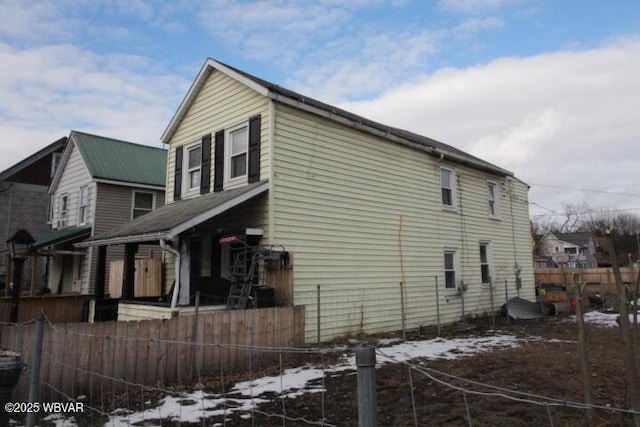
26, 311, 45, 427
489, 276, 495, 330
399, 282, 406, 340
435, 276, 441, 336
356, 346, 377, 427
505, 280, 510, 324
317, 285, 321, 345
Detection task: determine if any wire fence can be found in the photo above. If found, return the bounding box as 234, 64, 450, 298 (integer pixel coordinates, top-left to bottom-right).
1, 311, 638, 426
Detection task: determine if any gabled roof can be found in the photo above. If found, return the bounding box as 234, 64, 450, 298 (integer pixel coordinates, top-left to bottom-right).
51, 131, 167, 191
0, 137, 67, 182
76, 180, 269, 247
161, 58, 514, 177
549, 232, 593, 247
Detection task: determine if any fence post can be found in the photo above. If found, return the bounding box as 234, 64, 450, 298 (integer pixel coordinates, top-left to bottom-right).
399, 282, 406, 340
317, 285, 321, 345
189, 291, 200, 380
356, 346, 377, 427
434, 276, 441, 336
26, 311, 45, 427
504, 280, 510, 325
489, 277, 495, 330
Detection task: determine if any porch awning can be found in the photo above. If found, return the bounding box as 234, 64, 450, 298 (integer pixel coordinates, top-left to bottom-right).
32, 226, 92, 249
76, 180, 269, 247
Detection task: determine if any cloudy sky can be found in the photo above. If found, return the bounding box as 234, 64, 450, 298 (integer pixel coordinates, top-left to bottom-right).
1, 0, 639, 221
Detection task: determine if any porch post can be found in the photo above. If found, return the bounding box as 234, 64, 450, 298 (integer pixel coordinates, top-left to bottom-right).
122, 243, 138, 300
94, 245, 107, 300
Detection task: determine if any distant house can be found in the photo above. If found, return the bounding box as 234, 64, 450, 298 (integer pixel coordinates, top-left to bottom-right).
34, 131, 166, 295
594, 234, 640, 267
537, 232, 597, 268
0, 138, 67, 292
80, 59, 535, 341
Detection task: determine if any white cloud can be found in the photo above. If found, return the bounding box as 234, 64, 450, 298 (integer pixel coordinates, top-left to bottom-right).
438, 0, 514, 15
0, 42, 190, 171
342, 38, 640, 213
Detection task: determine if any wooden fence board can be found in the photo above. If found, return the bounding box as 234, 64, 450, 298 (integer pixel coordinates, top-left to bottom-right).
1, 306, 305, 402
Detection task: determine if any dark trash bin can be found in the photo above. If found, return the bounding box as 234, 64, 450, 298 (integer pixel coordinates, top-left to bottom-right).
0, 351, 23, 427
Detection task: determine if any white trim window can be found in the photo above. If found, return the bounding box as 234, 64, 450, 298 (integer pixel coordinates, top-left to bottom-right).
479, 242, 492, 285
78, 186, 89, 225
132, 191, 155, 219
185, 142, 202, 194
225, 123, 249, 189
443, 249, 459, 290
440, 167, 456, 209
487, 181, 499, 218
59, 194, 68, 228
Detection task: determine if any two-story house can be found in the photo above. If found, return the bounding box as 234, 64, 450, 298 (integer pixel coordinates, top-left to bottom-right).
0, 137, 67, 293
537, 231, 597, 268
36, 131, 166, 296
81, 59, 535, 341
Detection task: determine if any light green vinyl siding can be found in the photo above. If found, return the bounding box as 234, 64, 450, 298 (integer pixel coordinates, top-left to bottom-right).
272, 103, 534, 342
166, 69, 271, 213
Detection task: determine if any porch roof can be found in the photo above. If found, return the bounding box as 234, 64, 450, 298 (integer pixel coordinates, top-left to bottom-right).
32, 226, 92, 249
76, 180, 269, 247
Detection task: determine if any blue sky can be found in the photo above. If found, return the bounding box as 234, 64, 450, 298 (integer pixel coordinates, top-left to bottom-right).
1, 0, 639, 223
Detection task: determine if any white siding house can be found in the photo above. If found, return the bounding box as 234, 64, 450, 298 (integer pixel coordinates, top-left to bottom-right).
40, 131, 166, 295
83, 59, 535, 342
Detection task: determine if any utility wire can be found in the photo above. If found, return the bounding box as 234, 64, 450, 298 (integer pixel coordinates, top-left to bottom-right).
530, 183, 640, 197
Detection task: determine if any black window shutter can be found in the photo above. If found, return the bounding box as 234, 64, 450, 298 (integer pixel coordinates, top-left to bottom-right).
200, 134, 212, 194
213, 130, 225, 192
173, 146, 183, 200
248, 115, 261, 183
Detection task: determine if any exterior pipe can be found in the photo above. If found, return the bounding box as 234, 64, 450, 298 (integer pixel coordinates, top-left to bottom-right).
160, 239, 181, 309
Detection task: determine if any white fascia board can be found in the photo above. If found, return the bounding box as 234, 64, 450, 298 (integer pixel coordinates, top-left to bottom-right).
49, 136, 76, 194
168, 181, 269, 238
94, 178, 165, 191
75, 231, 169, 247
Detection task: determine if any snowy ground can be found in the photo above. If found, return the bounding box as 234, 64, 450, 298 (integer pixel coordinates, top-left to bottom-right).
38, 311, 630, 426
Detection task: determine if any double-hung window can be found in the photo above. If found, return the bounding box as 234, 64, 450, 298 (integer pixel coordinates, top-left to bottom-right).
59, 194, 68, 228
443, 249, 459, 290
225, 123, 249, 188
487, 181, 499, 218
187, 144, 202, 192
440, 167, 456, 209
78, 186, 89, 225
479, 242, 492, 285
132, 191, 155, 219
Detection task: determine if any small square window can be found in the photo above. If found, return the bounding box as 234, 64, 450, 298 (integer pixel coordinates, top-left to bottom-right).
132, 191, 155, 219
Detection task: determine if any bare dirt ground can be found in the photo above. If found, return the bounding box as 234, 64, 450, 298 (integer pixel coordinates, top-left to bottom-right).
220, 315, 636, 427
44, 314, 639, 426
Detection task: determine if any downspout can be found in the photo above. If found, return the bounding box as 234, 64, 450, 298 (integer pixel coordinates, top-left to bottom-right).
160, 239, 181, 309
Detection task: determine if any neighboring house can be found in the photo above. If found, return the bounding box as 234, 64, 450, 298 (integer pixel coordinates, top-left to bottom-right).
594, 234, 640, 267
81, 59, 535, 341
35, 131, 166, 295
537, 232, 597, 268
0, 138, 67, 293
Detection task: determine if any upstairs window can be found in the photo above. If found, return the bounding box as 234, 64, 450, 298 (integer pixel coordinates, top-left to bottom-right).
487, 181, 499, 217
59, 194, 68, 228
78, 186, 89, 225
440, 167, 456, 209
187, 144, 202, 191
132, 191, 155, 219
225, 123, 249, 188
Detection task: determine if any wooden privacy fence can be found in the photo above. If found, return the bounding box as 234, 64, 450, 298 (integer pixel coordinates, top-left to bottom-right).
0, 294, 90, 323
1, 305, 305, 402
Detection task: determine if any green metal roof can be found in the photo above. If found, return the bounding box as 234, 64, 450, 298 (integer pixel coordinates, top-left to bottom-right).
71, 131, 167, 187
32, 226, 92, 249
